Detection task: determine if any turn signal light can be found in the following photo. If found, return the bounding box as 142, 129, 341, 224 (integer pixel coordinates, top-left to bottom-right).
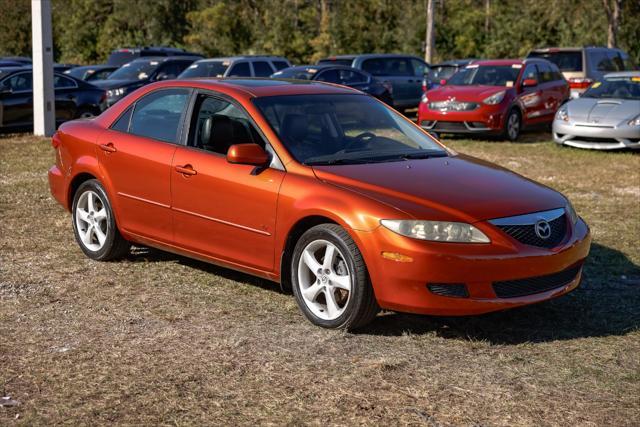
381, 251, 413, 262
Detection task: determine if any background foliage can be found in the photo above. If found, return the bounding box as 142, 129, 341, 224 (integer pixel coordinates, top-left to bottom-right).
0, 0, 638, 65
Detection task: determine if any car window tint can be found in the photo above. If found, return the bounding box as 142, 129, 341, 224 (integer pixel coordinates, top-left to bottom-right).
189, 94, 265, 155
362, 58, 413, 76
316, 69, 340, 83
129, 88, 190, 143
252, 61, 274, 77
536, 62, 554, 82
339, 70, 367, 84
93, 69, 113, 80
522, 64, 538, 81
3, 72, 32, 92
228, 62, 251, 77
272, 61, 289, 70
410, 59, 428, 77
54, 75, 76, 88
111, 106, 133, 132
590, 51, 616, 72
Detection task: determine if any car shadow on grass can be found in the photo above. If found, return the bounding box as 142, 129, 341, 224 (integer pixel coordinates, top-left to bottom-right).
126, 243, 639, 344
126, 246, 281, 294
438, 129, 553, 144
356, 243, 640, 344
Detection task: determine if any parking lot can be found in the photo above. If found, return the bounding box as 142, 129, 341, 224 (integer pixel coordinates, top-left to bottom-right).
1, 132, 638, 425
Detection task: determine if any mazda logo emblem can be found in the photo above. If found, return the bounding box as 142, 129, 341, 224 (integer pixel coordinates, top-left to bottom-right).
534, 219, 552, 239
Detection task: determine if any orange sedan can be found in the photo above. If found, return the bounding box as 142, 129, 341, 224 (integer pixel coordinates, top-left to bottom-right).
48, 79, 591, 329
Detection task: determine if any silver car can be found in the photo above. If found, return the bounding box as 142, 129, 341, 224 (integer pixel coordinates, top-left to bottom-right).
553, 71, 640, 150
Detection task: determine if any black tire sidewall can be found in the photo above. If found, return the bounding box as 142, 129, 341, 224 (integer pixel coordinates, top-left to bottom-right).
504, 108, 521, 141
291, 225, 368, 329
71, 179, 119, 261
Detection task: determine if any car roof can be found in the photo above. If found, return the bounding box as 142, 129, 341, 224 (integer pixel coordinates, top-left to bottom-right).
160, 78, 360, 97
530, 46, 621, 53
603, 71, 640, 78
128, 56, 197, 64
195, 56, 289, 63
469, 59, 524, 66
432, 59, 476, 67
283, 64, 364, 71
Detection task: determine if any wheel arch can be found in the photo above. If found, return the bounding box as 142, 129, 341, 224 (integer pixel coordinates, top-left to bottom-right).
278, 215, 339, 293
68, 172, 97, 210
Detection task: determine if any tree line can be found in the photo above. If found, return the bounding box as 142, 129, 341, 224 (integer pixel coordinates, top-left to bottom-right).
0, 0, 638, 66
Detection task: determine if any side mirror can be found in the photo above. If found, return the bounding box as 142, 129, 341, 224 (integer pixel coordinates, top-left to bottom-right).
226, 143, 269, 166
522, 78, 538, 88
0, 85, 12, 95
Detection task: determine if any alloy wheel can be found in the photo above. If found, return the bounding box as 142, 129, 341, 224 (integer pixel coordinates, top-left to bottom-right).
74, 190, 109, 251
297, 239, 352, 320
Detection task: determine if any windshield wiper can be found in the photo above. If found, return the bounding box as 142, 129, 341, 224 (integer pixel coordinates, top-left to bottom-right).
400, 151, 447, 160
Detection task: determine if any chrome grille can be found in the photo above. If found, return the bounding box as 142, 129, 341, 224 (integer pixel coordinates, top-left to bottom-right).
489, 208, 568, 249
429, 100, 479, 111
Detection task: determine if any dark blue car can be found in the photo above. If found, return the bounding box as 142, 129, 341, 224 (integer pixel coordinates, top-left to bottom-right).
271, 64, 393, 105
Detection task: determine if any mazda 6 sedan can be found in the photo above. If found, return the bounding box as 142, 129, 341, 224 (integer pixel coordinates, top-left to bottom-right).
48, 78, 591, 330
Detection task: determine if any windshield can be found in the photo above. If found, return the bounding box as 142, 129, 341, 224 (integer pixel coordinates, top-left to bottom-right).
179, 61, 229, 78
271, 68, 315, 80
253, 94, 447, 165
528, 51, 582, 72
108, 60, 160, 81
429, 65, 458, 81
582, 76, 640, 100
448, 65, 521, 87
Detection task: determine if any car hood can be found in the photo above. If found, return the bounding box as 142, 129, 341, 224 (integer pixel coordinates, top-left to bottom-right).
566, 97, 640, 124
90, 79, 144, 90
312, 154, 567, 223
427, 85, 508, 102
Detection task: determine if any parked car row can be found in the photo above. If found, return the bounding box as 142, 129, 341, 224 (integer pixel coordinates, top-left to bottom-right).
1, 45, 638, 149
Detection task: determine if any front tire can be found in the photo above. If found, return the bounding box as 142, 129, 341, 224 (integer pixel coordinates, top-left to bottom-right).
71, 179, 130, 261
503, 108, 522, 141
291, 224, 379, 330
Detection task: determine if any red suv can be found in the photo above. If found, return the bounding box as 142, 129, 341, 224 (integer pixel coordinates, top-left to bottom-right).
418, 59, 569, 140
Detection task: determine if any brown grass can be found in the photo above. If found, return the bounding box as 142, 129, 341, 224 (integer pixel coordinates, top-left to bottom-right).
1, 131, 639, 425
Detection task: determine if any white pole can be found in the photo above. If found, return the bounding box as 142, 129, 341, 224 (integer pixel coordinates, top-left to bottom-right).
32, 0, 55, 136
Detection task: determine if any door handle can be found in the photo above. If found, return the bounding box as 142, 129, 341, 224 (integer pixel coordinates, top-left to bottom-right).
175, 164, 197, 176
99, 142, 117, 153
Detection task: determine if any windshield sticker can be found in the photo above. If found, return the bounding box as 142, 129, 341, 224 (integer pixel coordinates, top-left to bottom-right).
138, 72, 148, 79
512, 64, 522, 69
222, 61, 230, 66
506, 81, 514, 87
122, 63, 130, 67
631, 77, 640, 82
307, 68, 318, 74
150, 61, 159, 65
189, 64, 198, 69
591, 82, 602, 88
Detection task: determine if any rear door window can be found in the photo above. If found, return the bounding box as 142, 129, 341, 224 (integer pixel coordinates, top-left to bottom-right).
590, 50, 618, 72
339, 70, 368, 84
228, 62, 251, 77
362, 58, 413, 76
536, 62, 554, 83
410, 59, 428, 77
129, 88, 190, 143
272, 61, 290, 70
3, 72, 32, 92
528, 51, 583, 72
315, 69, 340, 83
252, 61, 274, 77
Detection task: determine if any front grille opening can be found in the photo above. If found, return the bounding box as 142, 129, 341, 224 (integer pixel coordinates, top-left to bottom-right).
420, 120, 435, 127
427, 283, 469, 298
492, 264, 581, 298
573, 136, 620, 143
496, 214, 567, 249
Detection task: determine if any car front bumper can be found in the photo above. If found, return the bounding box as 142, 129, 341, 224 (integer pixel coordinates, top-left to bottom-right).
417, 102, 506, 134
353, 217, 591, 316
553, 119, 640, 150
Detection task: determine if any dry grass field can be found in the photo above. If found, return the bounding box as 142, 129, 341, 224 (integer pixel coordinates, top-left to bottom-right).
1, 131, 639, 425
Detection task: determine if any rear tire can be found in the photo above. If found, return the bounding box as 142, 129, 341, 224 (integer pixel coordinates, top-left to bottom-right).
291, 224, 378, 330
71, 179, 130, 261
503, 108, 522, 141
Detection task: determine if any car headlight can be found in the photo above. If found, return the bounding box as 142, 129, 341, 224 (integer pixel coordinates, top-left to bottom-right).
556, 106, 569, 122
628, 114, 640, 126
380, 219, 490, 243
107, 87, 126, 97
421, 94, 428, 104
483, 91, 505, 105
565, 200, 579, 225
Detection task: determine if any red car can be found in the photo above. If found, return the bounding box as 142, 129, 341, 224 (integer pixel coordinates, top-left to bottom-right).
48, 79, 590, 330
418, 59, 569, 140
